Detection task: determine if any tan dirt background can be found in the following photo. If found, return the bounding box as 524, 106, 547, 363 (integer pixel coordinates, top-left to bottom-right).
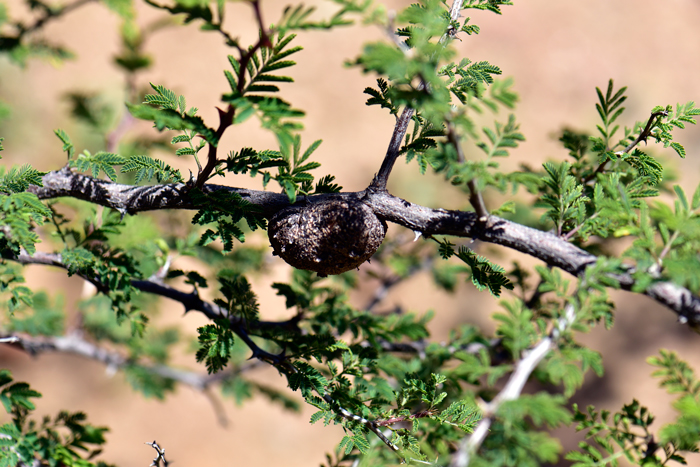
2, 0, 700, 466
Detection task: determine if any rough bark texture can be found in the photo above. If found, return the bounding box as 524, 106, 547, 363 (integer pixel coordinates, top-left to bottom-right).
23, 168, 700, 326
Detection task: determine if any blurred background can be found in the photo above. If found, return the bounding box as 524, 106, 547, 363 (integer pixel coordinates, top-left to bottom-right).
1, 0, 700, 465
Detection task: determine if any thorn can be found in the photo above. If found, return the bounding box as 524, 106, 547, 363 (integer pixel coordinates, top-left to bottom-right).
679, 315, 688, 324
413, 230, 422, 242
117, 207, 128, 221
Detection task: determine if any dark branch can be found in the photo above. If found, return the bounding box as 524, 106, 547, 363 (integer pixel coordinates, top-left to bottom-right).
446, 122, 489, 221
24, 169, 700, 328
193, 0, 272, 189
10, 249, 292, 366
28, 167, 290, 217
583, 110, 668, 184
195, 105, 235, 189
623, 110, 668, 153
16, 0, 96, 36
369, 107, 415, 191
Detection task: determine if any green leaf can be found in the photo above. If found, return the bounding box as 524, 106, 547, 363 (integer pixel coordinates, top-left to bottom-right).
54, 129, 75, 159
126, 103, 218, 146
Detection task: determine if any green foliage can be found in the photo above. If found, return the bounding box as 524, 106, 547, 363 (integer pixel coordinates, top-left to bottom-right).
538, 161, 590, 236
223, 31, 305, 152
61, 242, 143, 326
120, 155, 183, 184
0, 164, 50, 255
0, 165, 45, 194
190, 189, 267, 252
128, 83, 217, 146
646, 102, 700, 158
0, 369, 41, 413
215, 273, 260, 325
196, 318, 236, 374
0, 370, 111, 467
436, 239, 513, 296
54, 129, 75, 159
0, 264, 33, 314
70, 151, 126, 182
565, 350, 700, 467
649, 350, 700, 453
276, 136, 323, 202
3, 0, 700, 466
475, 114, 525, 158
65, 93, 115, 133
5, 292, 64, 335
593, 79, 627, 151
225, 147, 287, 185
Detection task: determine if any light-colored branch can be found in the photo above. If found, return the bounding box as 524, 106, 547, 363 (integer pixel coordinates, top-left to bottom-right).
1, 332, 254, 391
146, 440, 170, 467
1, 331, 265, 426
450, 303, 576, 467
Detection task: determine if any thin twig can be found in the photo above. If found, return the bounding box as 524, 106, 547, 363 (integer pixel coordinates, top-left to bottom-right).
440, 0, 464, 43
622, 110, 668, 154
563, 212, 599, 241
657, 229, 681, 269
16, 0, 96, 36
194, 0, 272, 189
370, 107, 415, 191
320, 391, 400, 453
370, 0, 465, 192
106, 113, 135, 154
447, 123, 488, 221
146, 440, 169, 467
583, 110, 668, 184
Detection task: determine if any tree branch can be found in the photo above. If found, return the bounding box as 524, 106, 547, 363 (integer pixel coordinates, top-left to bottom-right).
9, 249, 293, 366
369, 107, 415, 191
450, 303, 576, 467
370, 0, 465, 193
14, 0, 96, 37
24, 169, 700, 325
0, 331, 255, 392
446, 122, 489, 221
146, 440, 170, 467
582, 110, 668, 184
28, 167, 291, 217
6, 248, 499, 456
193, 0, 272, 189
